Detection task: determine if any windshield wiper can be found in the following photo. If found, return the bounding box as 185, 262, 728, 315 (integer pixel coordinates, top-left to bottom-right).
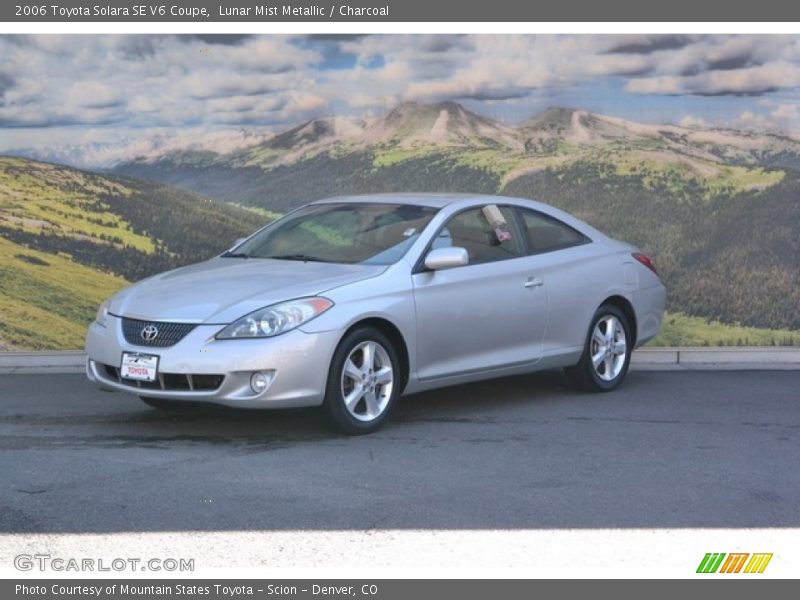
265, 254, 330, 263
220, 251, 250, 259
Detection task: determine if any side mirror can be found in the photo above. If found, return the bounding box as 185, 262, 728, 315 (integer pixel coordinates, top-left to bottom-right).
424, 246, 469, 270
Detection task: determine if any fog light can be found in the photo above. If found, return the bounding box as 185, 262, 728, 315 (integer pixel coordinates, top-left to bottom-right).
250, 371, 272, 394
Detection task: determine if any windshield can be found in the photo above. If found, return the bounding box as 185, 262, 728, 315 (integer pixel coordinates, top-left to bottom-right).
229, 202, 439, 265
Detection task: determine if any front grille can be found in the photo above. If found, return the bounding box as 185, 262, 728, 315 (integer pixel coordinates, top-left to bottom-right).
121, 317, 196, 348
100, 363, 224, 392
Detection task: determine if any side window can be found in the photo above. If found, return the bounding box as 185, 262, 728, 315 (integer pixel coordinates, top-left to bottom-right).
441, 206, 523, 264
519, 209, 588, 254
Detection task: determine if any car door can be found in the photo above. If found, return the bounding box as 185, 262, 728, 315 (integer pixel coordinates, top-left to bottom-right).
515, 207, 598, 351
412, 205, 548, 380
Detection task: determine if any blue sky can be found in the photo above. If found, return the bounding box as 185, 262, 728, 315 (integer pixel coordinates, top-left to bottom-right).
1, 34, 799, 166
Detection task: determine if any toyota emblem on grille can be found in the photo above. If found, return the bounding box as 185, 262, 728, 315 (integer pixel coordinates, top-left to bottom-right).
141, 324, 159, 341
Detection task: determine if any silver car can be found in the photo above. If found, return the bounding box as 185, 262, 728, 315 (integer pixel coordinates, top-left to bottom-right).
86, 194, 666, 434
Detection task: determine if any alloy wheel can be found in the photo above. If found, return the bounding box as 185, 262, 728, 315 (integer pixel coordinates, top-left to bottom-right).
340, 340, 394, 422
590, 315, 628, 381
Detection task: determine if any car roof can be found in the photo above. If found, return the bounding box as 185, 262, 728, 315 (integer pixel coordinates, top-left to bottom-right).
312, 192, 550, 210
310, 193, 613, 244
311, 193, 481, 209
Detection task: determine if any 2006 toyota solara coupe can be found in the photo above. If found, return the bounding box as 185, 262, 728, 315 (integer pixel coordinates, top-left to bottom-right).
86, 193, 665, 434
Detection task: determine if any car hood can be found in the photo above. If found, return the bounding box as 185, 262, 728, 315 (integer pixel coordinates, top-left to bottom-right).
109, 257, 386, 324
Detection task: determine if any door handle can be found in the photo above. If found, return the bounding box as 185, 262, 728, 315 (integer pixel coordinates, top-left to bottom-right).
524, 277, 543, 288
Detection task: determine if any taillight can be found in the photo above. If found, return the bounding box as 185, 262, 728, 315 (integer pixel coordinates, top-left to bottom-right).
632, 252, 658, 275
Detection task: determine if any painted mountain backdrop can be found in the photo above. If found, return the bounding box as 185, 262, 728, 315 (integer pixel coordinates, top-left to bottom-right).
2, 102, 799, 349
115, 101, 800, 334
0, 157, 254, 349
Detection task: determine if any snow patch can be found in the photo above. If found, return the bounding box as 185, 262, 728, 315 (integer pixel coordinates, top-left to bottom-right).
569, 110, 593, 144
428, 109, 451, 143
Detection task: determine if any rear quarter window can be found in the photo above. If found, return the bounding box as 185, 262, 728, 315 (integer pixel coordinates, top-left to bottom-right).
518, 208, 590, 254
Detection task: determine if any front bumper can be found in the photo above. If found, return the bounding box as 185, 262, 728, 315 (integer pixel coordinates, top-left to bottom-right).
85, 316, 340, 408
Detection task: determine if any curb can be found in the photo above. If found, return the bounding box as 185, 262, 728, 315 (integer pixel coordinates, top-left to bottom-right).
0, 348, 799, 375
0, 351, 86, 375
629, 347, 800, 371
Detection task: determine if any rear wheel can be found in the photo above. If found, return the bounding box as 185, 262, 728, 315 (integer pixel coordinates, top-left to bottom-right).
565, 304, 632, 392
323, 327, 402, 435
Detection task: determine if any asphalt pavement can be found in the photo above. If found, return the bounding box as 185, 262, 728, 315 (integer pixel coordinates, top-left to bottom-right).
0, 370, 798, 533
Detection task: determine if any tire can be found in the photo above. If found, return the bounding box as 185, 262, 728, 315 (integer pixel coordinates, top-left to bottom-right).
139, 396, 195, 411
323, 327, 402, 435
565, 304, 632, 392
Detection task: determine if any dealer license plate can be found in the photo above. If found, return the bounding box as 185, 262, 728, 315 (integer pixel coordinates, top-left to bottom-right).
120, 352, 159, 382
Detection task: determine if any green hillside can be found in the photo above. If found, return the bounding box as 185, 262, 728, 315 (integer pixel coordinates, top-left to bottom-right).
0, 157, 257, 349
0, 236, 126, 350
651, 312, 797, 347
116, 150, 503, 213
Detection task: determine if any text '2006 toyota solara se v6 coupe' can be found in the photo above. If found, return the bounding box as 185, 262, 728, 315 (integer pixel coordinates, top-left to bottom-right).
86, 194, 666, 434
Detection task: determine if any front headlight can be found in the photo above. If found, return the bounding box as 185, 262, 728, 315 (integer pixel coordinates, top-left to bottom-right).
216, 297, 334, 339
95, 299, 110, 327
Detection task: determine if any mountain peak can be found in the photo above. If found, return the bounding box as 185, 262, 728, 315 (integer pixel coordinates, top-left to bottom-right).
263, 115, 365, 151
381, 100, 475, 126
367, 100, 520, 148
521, 107, 584, 130
519, 106, 633, 147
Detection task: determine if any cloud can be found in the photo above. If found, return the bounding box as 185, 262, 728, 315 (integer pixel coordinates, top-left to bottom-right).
183, 73, 277, 100
706, 55, 755, 71
0, 35, 324, 131
627, 62, 800, 96
304, 34, 368, 42
339, 35, 800, 108
4, 34, 800, 166
733, 110, 775, 130
181, 34, 252, 46
733, 103, 800, 133
347, 93, 401, 110
772, 103, 799, 121
624, 37, 800, 96
607, 35, 694, 55
0, 71, 13, 93
415, 35, 472, 54
678, 102, 800, 136
66, 81, 124, 109
679, 115, 712, 129
12, 126, 278, 167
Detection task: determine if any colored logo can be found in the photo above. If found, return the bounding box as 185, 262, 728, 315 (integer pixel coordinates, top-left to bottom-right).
697, 553, 773, 574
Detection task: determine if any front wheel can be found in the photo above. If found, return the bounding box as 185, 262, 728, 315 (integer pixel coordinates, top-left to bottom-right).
565, 304, 632, 392
323, 327, 402, 435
